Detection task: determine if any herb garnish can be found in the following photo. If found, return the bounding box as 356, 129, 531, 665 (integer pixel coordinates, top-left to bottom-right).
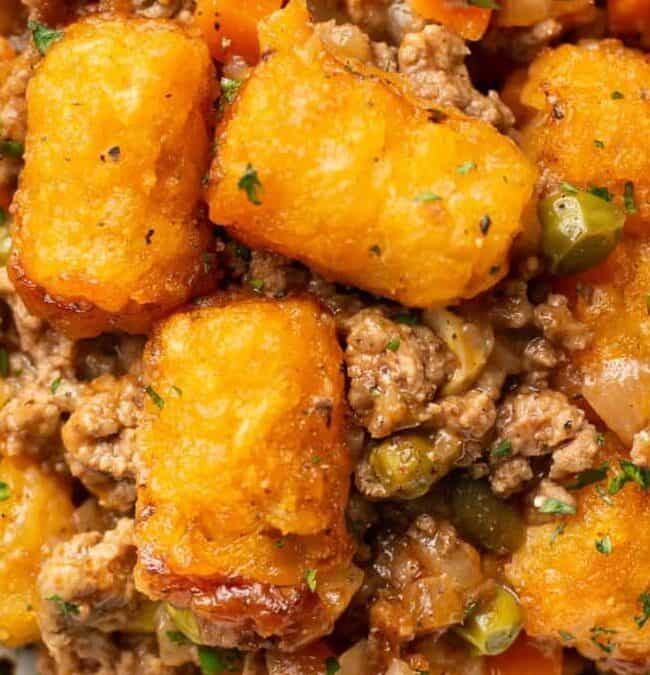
47, 595, 80, 617
538, 497, 576, 516
28, 21, 63, 55
635, 592, 650, 628
238, 164, 262, 205
386, 338, 400, 351
491, 439, 512, 459
0, 481, 9, 502
414, 191, 442, 203
624, 181, 638, 214
566, 462, 609, 490
595, 535, 612, 555
304, 568, 317, 591
325, 657, 341, 675
145, 385, 164, 410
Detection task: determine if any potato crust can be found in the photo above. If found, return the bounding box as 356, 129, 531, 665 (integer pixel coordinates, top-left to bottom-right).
519, 40, 650, 234
207, 1, 537, 309
135, 295, 359, 649
507, 441, 650, 664
11, 17, 215, 339
0, 455, 74, 647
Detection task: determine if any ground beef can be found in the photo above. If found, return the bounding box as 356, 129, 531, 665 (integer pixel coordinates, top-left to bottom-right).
398, 25, 514, 130
531, 478, 576, 513
129, 0, 194, 21
343, 308, 452, 437
369, 515, 484, 645
549, 425, 600, 480
244, 250, 310, 299
438, 390, 496, 442
38, 520, 192, 674
62, 374, 143, 512
482, 19, 563, 64
489, 456, 533, 497
533, 294, 593, 352
483, 280, 535, 330
343, 0, 424, 43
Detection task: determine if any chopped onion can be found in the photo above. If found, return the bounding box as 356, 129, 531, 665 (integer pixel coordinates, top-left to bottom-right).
338, 641, 371, 675
582, 357, 650, 446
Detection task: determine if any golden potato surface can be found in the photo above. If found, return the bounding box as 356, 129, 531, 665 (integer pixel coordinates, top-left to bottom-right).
208, 1, 537, 308
507, 443, 650, 664
519, 40, 650, 233
11, 17, 215, 338
0, 455, 74, 647
135, 295, 359, 649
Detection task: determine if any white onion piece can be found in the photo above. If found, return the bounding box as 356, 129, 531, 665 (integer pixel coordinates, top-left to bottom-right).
582, 357, 650, 446
338, 641, 371, 675
385, 659, 416, 675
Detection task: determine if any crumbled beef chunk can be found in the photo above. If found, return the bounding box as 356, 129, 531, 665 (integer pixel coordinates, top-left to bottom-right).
549, 425, 599, 480
244, 250, 309, 298
531, 478, 576, 513
496, 390, 587, 457
370, 515, 484, 644
343, 308, 452, 437
344, 0, 424, 43
522, 337, 560, 372
438, 390, 496, 442
484, 280, 535, 330
534, 294, 593, 352
490, 456, 533, 497
62, 375, 142, 512
398, 25, 514, 130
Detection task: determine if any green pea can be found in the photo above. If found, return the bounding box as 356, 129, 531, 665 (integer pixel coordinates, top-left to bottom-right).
369, 431, 460, 500
455, 585, 523, 656
539, 189, 624, 275
166, 604, 202, 644
448, 476, 524, 554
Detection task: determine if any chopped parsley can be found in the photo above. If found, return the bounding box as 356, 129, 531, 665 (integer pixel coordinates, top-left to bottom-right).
596, 432, 605, 447
611, 90, 625, 100
468, 0, 500, 7
635, 592, 650, 628
538, 497, 576, 516
304, 568, 317, 592
325, 657, 341, 675
549, 522, 566, 545
590, 626, 617, 654
0, 139, 23, 159
456, 160, 476, 175
624, 181, 638, 214
566, 462, 609, 490
0, 481, 10, 502
593, 139, 605, 149
393, 312, 419, 325
312, 455, 321, 465
274, 538, 285, 549
413, 191, 442, 203
238, 164, 262, 205
249, 278, 264, 292
608, 460, 650, 495
595, 534, 612, 555
166, 631, 189, 645
386, 337, 400, 351
587, 185, 612, 202
559, 180, 579, 194
145, 385, 164, 410
0, 348, 8, 378
47, 595, 80, 617
198, 646, 242, 674
50, 377, 62, 394
220, 77, 242, 104
28, 21, 63, 55
479, 214, 491, 235
559, 629, 575, 641
491, 439, 512, 459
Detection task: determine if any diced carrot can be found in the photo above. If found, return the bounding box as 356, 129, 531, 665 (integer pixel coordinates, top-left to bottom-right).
408, 0, 491, 40
608, 0, 650, 41
193, 0, 284, 64
486, 634, 563, 675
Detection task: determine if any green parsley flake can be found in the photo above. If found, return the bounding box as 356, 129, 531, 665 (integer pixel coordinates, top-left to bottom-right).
538, 497, 576, 516
596, 432, 605, 447
47, 594, 80, 617
304, 568, 317, 592
0, 348, 9, 379
249, 278, 264, 292
468, 0, 500, 7
549, 522, 566, 545
566, 462, 609, 490
635, 592, 650, 628
590, 626, 617, 654
50, 377, 62, 394
28, 21, 64, 55
414, 191, 442, 203
145, 385, 164, 410
596, 484, 613, 506
274, 538, 285, 549
559, 629, 575, 641
325, 657, 341, 675
0, 139, 23, 159
595, 534, 612, 555
588, 185, 612, 202
456, 160, 476, 175
171, 385, 183, 397
559, 181, 578, 194
386, 337, 400, 352
220, 77, 242, 104
611, 90, 625, 100
198, 646, 242, 675
491, 439, 512, 459
238, 164, 262, 205
624, 181, 638, 214
393, 312, 419, 325
0, 481, 10, 502
166, 631, 189, 645
608, 460, 650, 495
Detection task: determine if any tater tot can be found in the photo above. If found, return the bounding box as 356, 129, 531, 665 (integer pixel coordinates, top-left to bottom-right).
11, 17, 215, 338
518, 40, 650, 234
0, 455, 74, 647
135, 295, 360, 650
207, 1, 537, 309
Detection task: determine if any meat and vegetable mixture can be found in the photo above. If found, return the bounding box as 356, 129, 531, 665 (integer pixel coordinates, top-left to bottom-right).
1, 0, 650, 673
